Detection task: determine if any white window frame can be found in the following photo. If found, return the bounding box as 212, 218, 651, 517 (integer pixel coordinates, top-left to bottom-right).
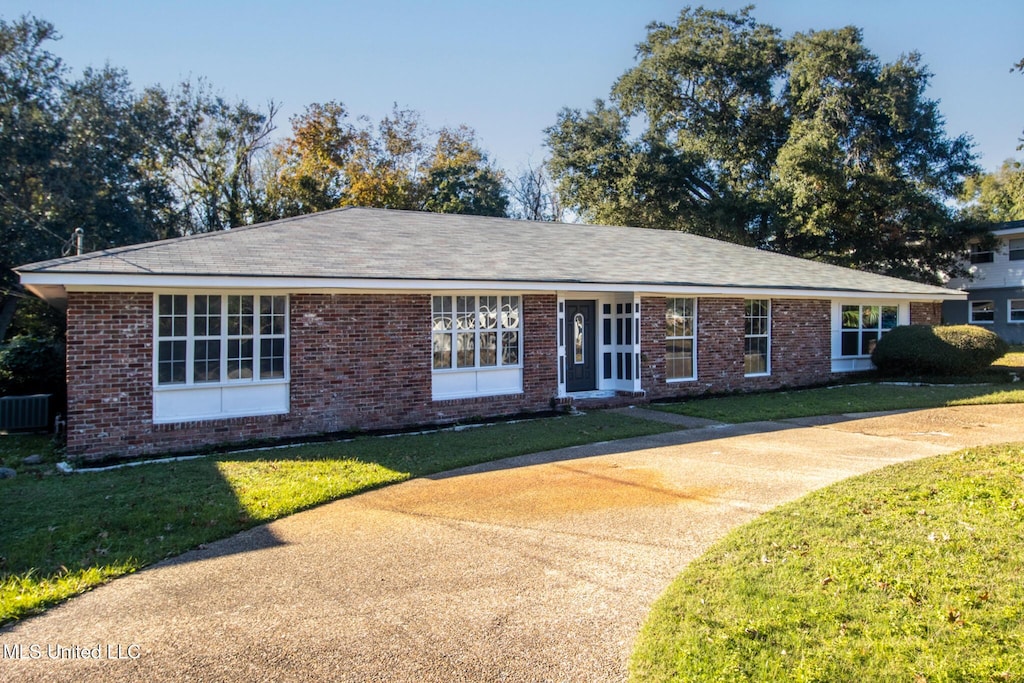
153, 292, 289, 423
743, 299, 771, 377
1009, 239, 1024, 262
1009, 299, 1024, 324
431, 294, 524, 400
665, 297, 697, 382
969, 300, 995, 324
839, 304, 899, 358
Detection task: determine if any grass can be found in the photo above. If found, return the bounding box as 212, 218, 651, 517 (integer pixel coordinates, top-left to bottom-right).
0, 411, 674, 626
630, 442, 1024, 682
652, 346, 1024, 423
651, 383, 1024, 423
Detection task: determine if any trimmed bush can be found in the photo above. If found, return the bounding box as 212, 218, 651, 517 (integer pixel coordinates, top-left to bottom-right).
871, 324, 1009, 376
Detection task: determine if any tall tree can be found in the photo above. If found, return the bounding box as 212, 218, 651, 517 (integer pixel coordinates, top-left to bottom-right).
268, 101, 354, 216
0, 15, 67, 338
546, 7, 980, 282
771, 27, 978, 281
270, 104, 508, 217
960, 159, 1024, 222
507, 160, 564, 222
166, 79, 278, 233
421, 126, 508, 216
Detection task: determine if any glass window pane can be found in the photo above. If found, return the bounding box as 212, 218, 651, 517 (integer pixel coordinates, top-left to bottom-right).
502, 331, 519, 365
456, 331, 475, 368
260, 296, 286, 335
666, 339, 694, 380
744, 337, 768, 375
971, 301, 995, 323
260, 338, 285, 379
862, 306, 879, 330
479, 297, 498, 330
227, 338, 254, 379
433, 296, 453, 331
573, 313, 585, 364
501, 296, 520, 329
228, 296, 254, 336
456, 296, 476, 331
666, 298, 694, 338
433, 333, 452, 369
862, 331, 879, 355
881, 306, 898, 330
841, 306, 860, 330
841, 330, 860, 356
479, 331, 497, 366
1010, 300, 1024, 322
193, 339, 221, 383
158, 340, 186, 384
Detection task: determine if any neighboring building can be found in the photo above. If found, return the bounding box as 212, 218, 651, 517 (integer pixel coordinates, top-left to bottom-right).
944, 220, 1024, 344
17, 207, 961, 460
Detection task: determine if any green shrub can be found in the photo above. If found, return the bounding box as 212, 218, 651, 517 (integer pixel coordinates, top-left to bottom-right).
0, 335, 65, 397
871, 324, 1008, 376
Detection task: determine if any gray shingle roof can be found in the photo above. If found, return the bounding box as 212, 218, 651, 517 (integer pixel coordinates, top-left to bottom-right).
17, 207, 953, 297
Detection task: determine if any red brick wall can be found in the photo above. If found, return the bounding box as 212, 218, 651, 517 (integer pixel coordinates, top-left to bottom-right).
641, 296, 832, 399
910, 301, 942, 326
65, 291, 558, 460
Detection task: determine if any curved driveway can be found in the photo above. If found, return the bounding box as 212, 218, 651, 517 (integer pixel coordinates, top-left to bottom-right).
2, 404, 1022, 682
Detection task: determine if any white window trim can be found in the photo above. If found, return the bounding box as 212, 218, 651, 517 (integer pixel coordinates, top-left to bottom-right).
831, 301, 909, 373
431, 293, 524, 400
969, 300, 996, 325
666, 297, 698, 383
1007, 299, 1024, 324
152, 292, 290, 423
744, 299, 771, 378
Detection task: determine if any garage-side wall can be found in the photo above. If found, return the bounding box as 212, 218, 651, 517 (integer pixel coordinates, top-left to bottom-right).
640, 297, 832, 399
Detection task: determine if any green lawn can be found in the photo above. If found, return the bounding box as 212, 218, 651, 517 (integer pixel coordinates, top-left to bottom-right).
631, 442, 1024, 682
0, 411, 674, 625
650, 383, 1024, 423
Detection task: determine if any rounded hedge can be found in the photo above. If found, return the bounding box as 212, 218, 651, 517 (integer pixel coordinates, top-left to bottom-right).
871, 324, 1009, 376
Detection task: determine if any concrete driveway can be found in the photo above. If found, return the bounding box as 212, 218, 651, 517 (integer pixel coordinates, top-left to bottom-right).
2, 404, 1021, 682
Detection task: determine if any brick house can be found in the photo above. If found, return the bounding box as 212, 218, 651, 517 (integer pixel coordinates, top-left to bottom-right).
17, 207, 961, 460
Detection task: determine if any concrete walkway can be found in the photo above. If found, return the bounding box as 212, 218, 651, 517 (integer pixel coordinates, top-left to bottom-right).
2, 404, 1021, 682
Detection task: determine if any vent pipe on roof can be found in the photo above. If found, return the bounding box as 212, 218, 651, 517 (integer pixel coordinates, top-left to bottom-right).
62, 227, 84, 257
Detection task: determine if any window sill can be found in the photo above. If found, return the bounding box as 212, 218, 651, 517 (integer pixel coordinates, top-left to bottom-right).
666, 377, 698, 383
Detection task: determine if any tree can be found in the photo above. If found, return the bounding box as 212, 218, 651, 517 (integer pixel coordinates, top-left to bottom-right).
166, 79, 278, 233
960, 159, 1024, 222
268, 101, 354, 215
507, 160, 565, 221
0, 16, 67, 339
546, 7, 980, 283
270, 104, 508, 217
421, 126, 508, 217
771, 27, 979, 281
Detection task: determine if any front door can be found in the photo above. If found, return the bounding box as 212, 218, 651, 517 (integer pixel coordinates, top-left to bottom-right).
565, 300, 596, 392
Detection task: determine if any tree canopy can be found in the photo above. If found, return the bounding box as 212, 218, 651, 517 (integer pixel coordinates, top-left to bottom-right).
546, 6, 982, 283
269, 103, 507, 217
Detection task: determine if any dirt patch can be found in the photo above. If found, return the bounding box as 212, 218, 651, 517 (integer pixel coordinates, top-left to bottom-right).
366, 458, 722, 523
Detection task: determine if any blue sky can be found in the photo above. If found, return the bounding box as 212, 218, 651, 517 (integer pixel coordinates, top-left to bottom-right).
5, 1, 1023, 174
